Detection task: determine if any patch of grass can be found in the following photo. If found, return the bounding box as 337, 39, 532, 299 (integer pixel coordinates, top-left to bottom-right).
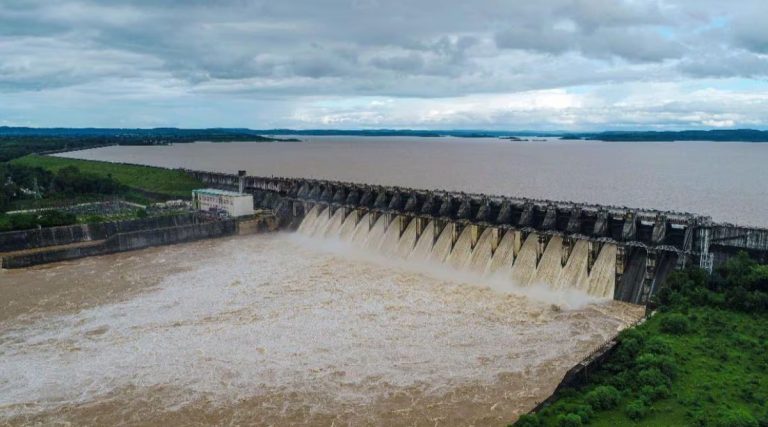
11, 155, 202, 199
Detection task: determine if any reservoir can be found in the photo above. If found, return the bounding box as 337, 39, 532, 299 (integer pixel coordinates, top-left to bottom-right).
60, 136, 768, 227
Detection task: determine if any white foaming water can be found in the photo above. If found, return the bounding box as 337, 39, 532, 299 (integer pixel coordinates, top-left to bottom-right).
488, 228, 519, 275
555, 240, 590, 292
0, 233, 641, 425
395, 217, 420, 259
588, 243, 618, 298
298, 209, 619, 305
468, 227, 496, 274
446, 225, 475, 271
407, 219, 437, 262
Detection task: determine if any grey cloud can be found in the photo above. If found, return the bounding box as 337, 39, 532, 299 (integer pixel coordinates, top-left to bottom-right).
582, 28, 685, 62
370, 53, 425, 73
679, 50, 768, 78
0, 0, 767, 128
731, 12, 768, 54
495, 27, 574, 54
496, 26, 683, 63
558, 0, 666, 32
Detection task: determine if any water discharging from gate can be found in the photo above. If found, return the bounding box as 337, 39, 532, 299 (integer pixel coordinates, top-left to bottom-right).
298, 206, 617, 300
1, 208, 645, 426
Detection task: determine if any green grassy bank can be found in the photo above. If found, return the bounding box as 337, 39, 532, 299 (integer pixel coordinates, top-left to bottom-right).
514, 256, 768, 427
11, 155, 202, 199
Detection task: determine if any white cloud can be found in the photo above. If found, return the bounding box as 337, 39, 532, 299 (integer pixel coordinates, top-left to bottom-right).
0, 0, 766, 129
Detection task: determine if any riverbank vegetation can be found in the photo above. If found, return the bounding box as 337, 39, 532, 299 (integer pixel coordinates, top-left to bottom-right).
10, 155, 201, 200
0, 209, 78, 232
513, 253, 768, 427
0, 156, 202, 232
1, 161, 125, 210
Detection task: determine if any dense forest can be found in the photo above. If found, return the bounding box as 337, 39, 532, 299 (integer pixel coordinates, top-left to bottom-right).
513, 253, 768, 427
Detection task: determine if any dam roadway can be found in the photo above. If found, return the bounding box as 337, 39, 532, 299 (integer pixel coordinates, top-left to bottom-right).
186, 170, 768, 305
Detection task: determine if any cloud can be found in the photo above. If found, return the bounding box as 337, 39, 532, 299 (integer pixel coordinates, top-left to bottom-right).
0, 0, 766, 129
726, 1, 768, 54
285, 84, 768, 130
679, 49, 768, 78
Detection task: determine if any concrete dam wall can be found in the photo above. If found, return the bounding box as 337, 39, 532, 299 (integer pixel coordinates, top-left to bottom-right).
185, 170, 768, 305
1, 219, 238, 269
0, 214, 200, 253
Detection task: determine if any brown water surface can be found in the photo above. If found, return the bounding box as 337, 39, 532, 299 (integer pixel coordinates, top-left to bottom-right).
59, 136, 768, 226
0, 234, 643, 426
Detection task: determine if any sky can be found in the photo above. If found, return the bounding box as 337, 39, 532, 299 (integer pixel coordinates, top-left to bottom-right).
0, 0, 767, 130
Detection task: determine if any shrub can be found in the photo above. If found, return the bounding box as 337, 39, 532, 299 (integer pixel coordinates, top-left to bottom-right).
637, 367, 671, 389
636, 353, 678, 380
615, 335, 644, 365
37, 209, 77, 227
603, 370, 631, 391
549, 403, 593, 424
644, 336, 673, 356
625, 399, 649, 420
619, 327, 646, 343
513, 414, 542, 427
82, 214, 105, 224
712, 408, 759, 427
8, 213, 37, 230
639, 384, 670, 403
742, 290, 768, 313
2, 210, 77, 231
556, 413, 582, 427
745, 265, 768, 293
567, 404, 593, 423
660, 313, 690, 335
136, 208, 148, 218
585, 385, 621, 410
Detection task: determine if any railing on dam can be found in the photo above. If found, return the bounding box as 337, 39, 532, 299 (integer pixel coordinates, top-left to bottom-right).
184, 169, 768, 304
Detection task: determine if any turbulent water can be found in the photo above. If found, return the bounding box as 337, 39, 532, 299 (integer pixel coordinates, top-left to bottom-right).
301, 206, 618, 301
59, 136, 768, 226
17, 134, 759, 424
0, 232, 643, 426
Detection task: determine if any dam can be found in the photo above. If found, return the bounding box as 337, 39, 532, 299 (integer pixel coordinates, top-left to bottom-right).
4, 166, 764, 425
187, 170, 768, 305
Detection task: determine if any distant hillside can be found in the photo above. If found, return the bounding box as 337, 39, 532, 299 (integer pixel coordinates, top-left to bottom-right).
561, 129, 768, 142
0, 127, 298, 162
253, 129, 565, 138
0, 126, 298, 141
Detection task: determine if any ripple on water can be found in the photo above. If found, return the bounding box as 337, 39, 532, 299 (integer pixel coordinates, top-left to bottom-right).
0, 234, 644, 426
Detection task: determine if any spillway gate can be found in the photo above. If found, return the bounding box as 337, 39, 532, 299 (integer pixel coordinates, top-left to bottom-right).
186, 170, 768, 305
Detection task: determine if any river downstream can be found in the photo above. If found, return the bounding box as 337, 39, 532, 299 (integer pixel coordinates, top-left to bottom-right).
0, 234, 642, 426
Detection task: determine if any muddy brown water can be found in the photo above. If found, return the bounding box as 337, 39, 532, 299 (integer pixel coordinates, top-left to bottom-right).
59, 136, 768, 226
0, 234, 643, 426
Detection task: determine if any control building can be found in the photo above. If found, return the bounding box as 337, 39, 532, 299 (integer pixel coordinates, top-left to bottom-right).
192, 188, 254, 217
